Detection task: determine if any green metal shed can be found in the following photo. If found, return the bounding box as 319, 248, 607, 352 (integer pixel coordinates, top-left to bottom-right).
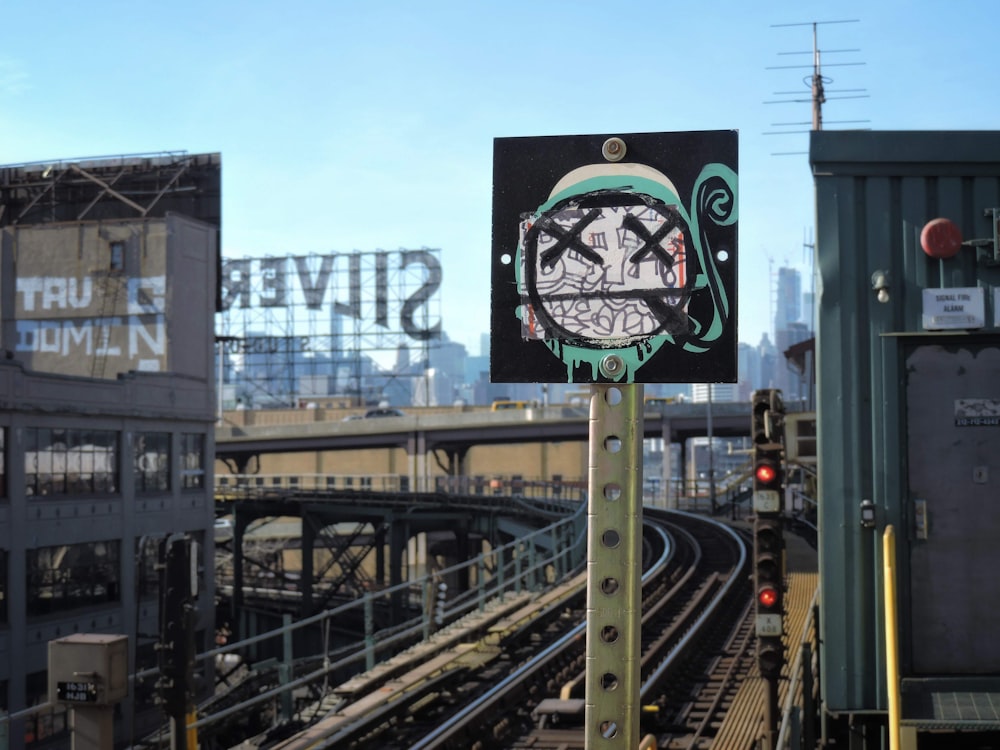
810, 130, 1000, 734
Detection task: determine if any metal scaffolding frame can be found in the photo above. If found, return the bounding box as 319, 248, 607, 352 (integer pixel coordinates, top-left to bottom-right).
215, 250, 442, 408
0, 151, 221, 228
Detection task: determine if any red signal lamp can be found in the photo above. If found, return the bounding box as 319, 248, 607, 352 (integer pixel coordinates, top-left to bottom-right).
758, 586, 779, 609
758, 640, 784, 678
755, 464, 778, 484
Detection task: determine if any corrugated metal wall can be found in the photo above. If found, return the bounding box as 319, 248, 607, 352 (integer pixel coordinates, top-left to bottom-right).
810, 131, 1000, 712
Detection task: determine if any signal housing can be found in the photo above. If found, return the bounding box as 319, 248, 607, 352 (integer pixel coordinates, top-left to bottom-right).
750, 389, 786, 681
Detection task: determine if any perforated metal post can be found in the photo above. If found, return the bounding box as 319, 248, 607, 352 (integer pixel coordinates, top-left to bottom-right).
586, 378, 643, 749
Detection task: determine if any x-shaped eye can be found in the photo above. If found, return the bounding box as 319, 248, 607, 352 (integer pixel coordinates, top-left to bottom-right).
537, 209, 604, 269
621, 206, 684, 267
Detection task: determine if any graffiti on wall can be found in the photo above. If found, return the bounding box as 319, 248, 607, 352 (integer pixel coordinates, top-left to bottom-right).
14, 274, 168, 375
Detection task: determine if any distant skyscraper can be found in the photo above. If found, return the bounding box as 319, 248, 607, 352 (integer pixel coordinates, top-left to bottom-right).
737, 342, 760, 401
802, 290, 816, 334
396, 343, 412, 372
758, 332, 779, 390
774, 267, 802, 331
465, 354, 488, 387
413, 367, 457, 406
429, 334, 467, 382
772, 266, 812, 402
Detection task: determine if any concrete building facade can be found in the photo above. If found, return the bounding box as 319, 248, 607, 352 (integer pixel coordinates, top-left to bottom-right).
0, 154, 220, 748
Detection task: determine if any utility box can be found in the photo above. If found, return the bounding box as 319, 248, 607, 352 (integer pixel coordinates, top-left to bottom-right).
48, 634, 128, 706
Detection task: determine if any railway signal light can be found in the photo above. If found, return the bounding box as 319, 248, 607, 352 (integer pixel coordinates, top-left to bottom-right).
755, 462, 778, 485
749, 390, 786, 750
758, 585, 779, 609
753, 452, 783, 514
754, 516, 785, 678
754, 518, 784, 615
758, 636, 784, 680
751, 389, 785, 515
751, 390, 772, 445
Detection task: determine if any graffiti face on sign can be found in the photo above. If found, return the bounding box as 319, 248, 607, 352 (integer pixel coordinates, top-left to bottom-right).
521, 199, 687, 341
513, 162, 737, 382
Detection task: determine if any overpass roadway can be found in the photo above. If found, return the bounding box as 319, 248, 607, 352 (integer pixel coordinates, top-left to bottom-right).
215, 401, 752, 489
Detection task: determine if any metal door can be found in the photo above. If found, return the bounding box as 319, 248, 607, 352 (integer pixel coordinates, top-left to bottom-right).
905, 339, 1000, 674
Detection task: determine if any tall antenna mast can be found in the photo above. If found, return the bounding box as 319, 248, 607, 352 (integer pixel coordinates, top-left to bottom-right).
765, 19, 868, 150
810, 22, 825, 130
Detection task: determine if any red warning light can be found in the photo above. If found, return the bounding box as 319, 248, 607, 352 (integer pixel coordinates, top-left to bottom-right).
758, 586, 779, 609
920, 217, 963, 260
755, 464, 777, 484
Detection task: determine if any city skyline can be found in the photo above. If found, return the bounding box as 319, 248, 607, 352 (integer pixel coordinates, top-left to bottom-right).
2, 2, 995, 359
218, 262, 813, 408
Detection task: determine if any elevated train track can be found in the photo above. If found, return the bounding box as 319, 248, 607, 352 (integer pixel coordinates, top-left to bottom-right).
242, 508, 751, 750
134, 472, 812, 750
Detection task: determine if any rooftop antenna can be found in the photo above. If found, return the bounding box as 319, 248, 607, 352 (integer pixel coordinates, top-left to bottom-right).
765, 20, 869, 153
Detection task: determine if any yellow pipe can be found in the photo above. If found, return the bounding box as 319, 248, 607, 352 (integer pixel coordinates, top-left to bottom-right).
186, 709, 199, 749
884, 525, 901, 750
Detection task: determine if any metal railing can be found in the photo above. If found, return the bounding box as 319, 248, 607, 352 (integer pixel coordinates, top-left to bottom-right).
189, 501, 587, 737
776, 589, 821, 749
214, 473, 589, 503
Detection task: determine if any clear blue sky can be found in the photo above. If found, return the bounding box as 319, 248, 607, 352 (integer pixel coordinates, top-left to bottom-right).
1, 1, 995, 358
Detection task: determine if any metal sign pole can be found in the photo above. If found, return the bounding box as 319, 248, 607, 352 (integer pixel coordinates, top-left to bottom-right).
586, 375, 643, 749
491, 130, 737, 746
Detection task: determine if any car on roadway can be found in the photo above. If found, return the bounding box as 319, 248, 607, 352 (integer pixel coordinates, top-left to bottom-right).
214, 517, 234, 542
364, 407, 405, 418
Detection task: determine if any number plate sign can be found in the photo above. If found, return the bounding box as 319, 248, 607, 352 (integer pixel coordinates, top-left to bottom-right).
756, 613, 783, 637
753, 489, 781, 513
57, 681, 99, 703
491, 131, 738, 384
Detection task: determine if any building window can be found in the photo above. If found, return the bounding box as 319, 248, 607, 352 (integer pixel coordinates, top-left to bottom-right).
134, 432, 170, 492
181, 433, 205, 490
24, 428, 118, 497
0, 550, 6, 623
26, 540, 121, 616
0, 428, 6, 498
136, 536, 160, 600
109, 240, 125, 272
25, 670, 68, 747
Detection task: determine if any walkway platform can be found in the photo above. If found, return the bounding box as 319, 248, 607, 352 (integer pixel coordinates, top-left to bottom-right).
713, 527, 819, 749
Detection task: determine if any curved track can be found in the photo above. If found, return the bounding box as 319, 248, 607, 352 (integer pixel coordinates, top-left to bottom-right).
261, 508, 751, 750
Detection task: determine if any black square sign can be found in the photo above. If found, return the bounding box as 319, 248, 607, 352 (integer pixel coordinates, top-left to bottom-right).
491, 130, 738, 384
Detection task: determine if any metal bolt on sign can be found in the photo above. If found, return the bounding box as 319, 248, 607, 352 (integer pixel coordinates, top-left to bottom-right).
586, 383, 643, 749
601, 137, 627, 162
599, 354, 625, 378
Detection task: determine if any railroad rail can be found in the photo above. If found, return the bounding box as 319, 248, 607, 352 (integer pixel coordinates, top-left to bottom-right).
509, 511, 751, 750
256, 508, 750, 750
136, 494, 587, 749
